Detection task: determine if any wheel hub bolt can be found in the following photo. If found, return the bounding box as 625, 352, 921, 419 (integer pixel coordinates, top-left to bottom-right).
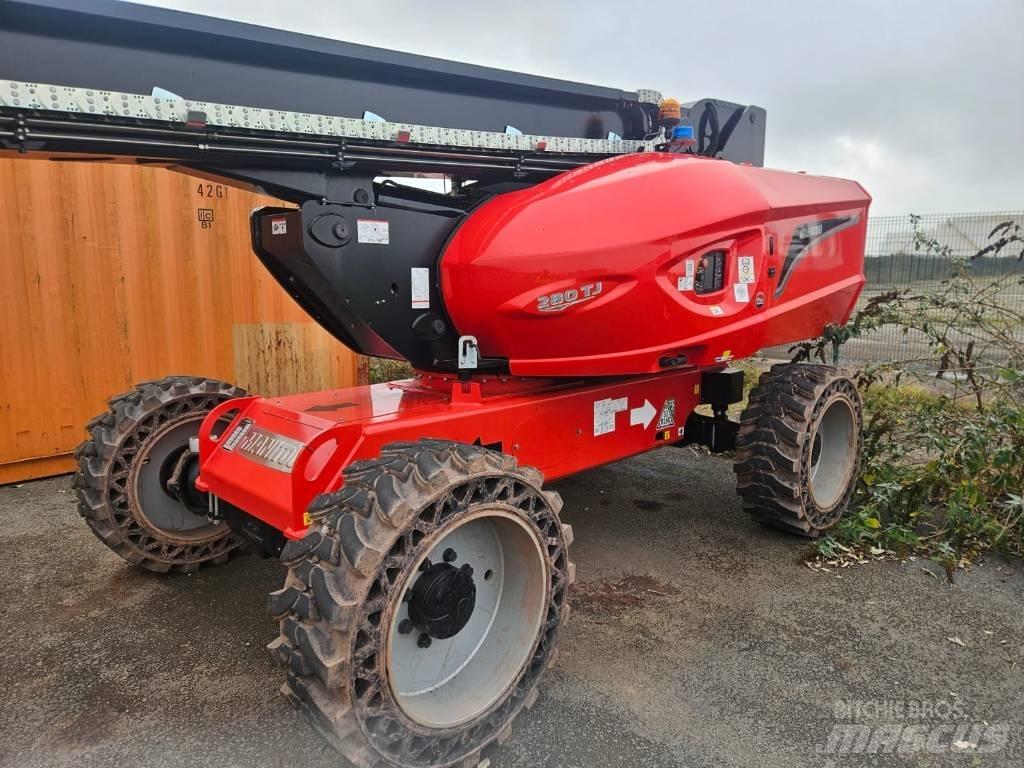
419, 558, 431, 572
442, 547, 457, 563
398, 618, 413, 635
461, 563, 473, 577
417, 633, 432, 649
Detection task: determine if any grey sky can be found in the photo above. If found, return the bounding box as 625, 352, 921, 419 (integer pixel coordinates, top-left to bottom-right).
136, 0, 1023, 215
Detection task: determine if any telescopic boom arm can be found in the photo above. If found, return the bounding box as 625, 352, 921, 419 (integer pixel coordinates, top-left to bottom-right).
0, 0, 766, 201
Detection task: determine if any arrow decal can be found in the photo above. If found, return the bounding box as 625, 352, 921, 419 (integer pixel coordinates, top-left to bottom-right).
630, 399, 657, 429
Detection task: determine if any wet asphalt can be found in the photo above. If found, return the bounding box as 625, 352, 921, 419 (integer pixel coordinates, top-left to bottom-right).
1, 448, 1021, 768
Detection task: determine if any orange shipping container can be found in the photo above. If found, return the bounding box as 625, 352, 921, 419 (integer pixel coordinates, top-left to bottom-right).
0, 159, 363, 484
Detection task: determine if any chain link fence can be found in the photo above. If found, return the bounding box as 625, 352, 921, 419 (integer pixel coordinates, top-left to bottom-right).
761, 210, 1024, 367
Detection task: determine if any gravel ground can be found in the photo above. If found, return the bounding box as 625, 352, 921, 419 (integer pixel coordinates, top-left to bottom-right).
1, 449, 1021, 768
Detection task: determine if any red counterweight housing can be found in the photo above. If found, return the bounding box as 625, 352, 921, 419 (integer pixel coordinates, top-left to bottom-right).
441, 153, 870, 376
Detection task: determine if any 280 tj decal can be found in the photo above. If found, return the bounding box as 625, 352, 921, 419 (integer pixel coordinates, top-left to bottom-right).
536, 281, 604, 312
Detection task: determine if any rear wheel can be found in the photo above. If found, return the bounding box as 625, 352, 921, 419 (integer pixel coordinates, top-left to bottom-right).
269, 439, 574, 768
73, 376, 246, 572
734, 363, 863, 537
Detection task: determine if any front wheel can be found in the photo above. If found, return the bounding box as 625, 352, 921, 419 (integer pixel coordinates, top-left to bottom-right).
73, 376, 247, 572
734, 363, 863, 537
268, 439, 574, 768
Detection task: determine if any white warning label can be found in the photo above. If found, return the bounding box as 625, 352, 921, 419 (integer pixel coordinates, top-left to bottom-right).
657, 398, 676, 429
271, 218, 287, 235
685, 259, 695, 277
733, 283, 750, 303
411, 268, 430, 309
357, 218, 390, 244
737, 255, 756, 284
594, 397, 628, 436
676, 275, 694, 292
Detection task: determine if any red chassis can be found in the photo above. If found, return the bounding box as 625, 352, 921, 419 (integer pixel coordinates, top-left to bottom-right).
196, 369, 711, 541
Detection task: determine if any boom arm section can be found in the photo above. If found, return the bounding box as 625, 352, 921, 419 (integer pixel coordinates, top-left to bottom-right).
0, 0, 661, 143
0, 0, 766, 195
0, 0, 769, 373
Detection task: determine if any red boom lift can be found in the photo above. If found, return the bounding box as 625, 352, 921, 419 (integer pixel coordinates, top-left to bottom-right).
1, 2, 869, 765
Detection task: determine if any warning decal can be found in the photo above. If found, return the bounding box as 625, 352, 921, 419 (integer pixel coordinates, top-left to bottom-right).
594, 397, 628, 436
737, 255, 756, 284
357, 218, 390, 244
657, 398, 676, 429
411, 268, 430, 309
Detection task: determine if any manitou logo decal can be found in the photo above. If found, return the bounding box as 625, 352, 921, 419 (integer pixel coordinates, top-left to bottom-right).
536, 281, 603, 312
794, 222, 825, 240
776, 215, 860, 298
222, 420, 303, 473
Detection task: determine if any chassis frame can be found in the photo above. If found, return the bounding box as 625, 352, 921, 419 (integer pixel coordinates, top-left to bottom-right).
197, 367, 744, 555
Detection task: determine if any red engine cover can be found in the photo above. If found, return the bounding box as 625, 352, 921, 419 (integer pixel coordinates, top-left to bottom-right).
441, 153, 870, 376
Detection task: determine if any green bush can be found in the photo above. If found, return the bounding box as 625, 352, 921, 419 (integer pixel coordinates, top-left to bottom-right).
830, 387, 1024, 563
796, 220, 1024, 567
369, 358, 415, 384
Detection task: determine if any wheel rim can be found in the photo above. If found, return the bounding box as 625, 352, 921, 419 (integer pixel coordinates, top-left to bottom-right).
808, 396, 858, 512
129, 413, 222, 543
386, 507, 547, 728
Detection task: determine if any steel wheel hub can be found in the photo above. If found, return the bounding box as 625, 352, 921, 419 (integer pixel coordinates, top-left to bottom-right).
808, 396, 858, 511
387, 508, 547, 729
130, 414, 219, 542
407, 561, 478, 640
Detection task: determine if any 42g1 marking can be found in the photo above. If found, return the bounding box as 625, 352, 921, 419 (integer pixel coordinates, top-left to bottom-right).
196, 183, 228, 199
